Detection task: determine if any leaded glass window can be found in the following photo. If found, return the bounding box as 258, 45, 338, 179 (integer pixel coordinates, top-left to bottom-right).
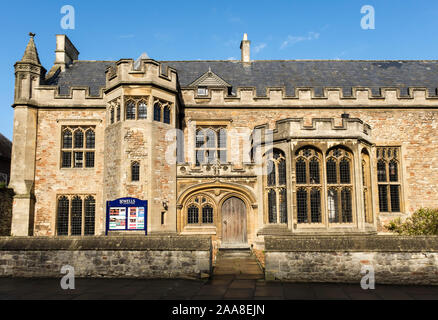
310, 188, 321, 223
296, 159, 306, 184
295, 147, 322, 224
268, 189, 277, 223
138, 101, 147, 119
126, 101, 136, 120
131, 162, 140, 182
187, 205, 199, 224
194, 127, 227, 165
265, 149, 287, 224
202, 205, 214, 224
61, 126, 95, 169
71, 196, 82, 236
74, 130, 84, 148
57, 195, 96, 236
154, 102, 161, 121
63, 129, 72, 149
327, 188, 338, 223
362, 150, 373, 224
377, 147, 402, 212
297, 188, 307, 223
185, 195, 215, 226
86, 130, 95, 149
163, 106, 171, 124
84, 196, 95, 236
116, 105, 121, 121
57, 196, 69, 236
326, 147, 354, 223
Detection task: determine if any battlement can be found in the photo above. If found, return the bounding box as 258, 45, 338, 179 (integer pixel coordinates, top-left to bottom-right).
181, 86, 438, 107
253, 116, 372, 144
105, 59, 178, 94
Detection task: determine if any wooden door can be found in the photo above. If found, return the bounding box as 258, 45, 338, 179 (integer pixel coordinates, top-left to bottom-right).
221, 197, 247, 245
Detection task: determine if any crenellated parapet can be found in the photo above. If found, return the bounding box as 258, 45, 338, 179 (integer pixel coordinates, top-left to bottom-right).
180, 87, 438, 107
105, 59, 178, 94
253, 116, 372, 144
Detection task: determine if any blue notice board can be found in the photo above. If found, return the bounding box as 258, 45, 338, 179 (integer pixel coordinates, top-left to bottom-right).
106, 197, 148, 235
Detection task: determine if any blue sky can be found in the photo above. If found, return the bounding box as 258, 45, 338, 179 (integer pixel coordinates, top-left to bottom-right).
1, 0, 438, 140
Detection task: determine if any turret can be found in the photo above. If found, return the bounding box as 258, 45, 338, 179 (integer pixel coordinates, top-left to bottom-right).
10, 33, 45, 236
14, 33, 46, 103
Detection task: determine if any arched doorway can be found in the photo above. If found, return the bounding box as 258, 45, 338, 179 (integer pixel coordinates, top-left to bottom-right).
221, 196, 247, 245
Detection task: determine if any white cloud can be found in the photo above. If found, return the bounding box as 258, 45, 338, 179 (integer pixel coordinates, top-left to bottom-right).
227, 57, 237, 60
253, 43, 267, 54
280, 32, 320, 49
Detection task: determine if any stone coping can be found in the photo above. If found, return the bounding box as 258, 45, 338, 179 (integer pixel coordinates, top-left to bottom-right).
0, 236, 212, 251
265, 235, 438, 252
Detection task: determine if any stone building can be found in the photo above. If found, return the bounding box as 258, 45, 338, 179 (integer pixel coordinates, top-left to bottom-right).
8, 33, 438, 252
0, 134, 11, 186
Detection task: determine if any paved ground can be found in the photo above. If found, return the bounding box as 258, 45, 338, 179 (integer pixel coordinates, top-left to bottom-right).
0, 277, 438, 300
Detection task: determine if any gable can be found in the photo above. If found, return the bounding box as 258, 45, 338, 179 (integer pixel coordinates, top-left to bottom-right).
189, 69, 231, 88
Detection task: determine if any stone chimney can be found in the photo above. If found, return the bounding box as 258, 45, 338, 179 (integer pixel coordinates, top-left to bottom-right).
240, 33, 251, 63
54, 34, 79, 71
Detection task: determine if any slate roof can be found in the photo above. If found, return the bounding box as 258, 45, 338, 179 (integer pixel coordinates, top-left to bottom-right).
48, 60, 438, 98
47, 61, 115, 97
0, 134, 12, 160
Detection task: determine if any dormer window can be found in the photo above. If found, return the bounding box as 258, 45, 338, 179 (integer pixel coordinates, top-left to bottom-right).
198, 87, 208, 96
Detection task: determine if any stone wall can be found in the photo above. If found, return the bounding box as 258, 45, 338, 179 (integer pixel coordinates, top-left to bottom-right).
0, 236, 212, 279
33, 109, 106, 236
0, 189, 13, 236
265, 236, 438, 285
184, 108, 438, 231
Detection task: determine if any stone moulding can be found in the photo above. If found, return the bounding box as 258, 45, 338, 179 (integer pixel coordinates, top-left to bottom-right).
264, 235, 438, 252
0, 236, 212, 251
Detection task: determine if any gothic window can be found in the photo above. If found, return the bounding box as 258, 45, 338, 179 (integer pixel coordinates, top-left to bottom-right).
131, 161, 140, 182
138, 101, 147, 119
63, 129, 72, 149
74, 129, 84, 148
296, 159, 306, 184
326, 147, 354, 223
268, 189, 277, 223
194, 127, 227, 165
327, 188, 338, 223
126, 100, 136, 120
187, 206, 199, 224
116, 104, 121, 122
71, 196, 82, 236
295, 147, 322, 224
186, 195, 215, 225
265, 149, 287, 224
61, 126, 95, 168
110, 107, 115, 124
57, 195, 96, 236
297, 188, 308, 223
362, 149, 373, 224
202, 205, 214, 224
57, 196, 69, 236
86, 130, 95, 149
163, 106, 171, 124
84, 196, 95, 236
154, 102, 161, 121
377, 147, 402, 212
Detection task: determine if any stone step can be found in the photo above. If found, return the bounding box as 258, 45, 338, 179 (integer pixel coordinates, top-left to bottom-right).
218, 248, 252, 258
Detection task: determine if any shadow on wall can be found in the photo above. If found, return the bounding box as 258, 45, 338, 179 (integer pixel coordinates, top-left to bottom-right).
0, 188, 13, 236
